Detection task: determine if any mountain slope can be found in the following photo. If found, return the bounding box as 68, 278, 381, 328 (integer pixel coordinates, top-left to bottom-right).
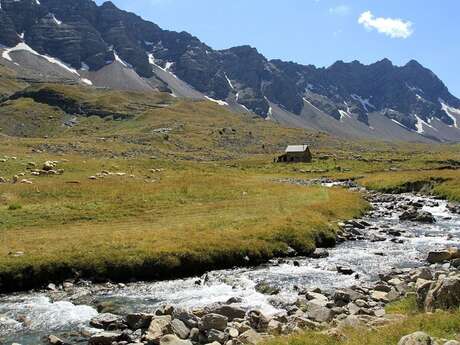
0, 0, 459, 142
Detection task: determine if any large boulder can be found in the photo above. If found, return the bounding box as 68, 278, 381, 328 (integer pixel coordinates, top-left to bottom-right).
199, 313, 228, 331
247, 310, 269, 332
427, 248, 460, 264
397, 332, 433, 345
305, 302, 333, 323
424, 277, 460, 312
126, 313, 154, 330
206, 305, 246, 321
144, 315, 173, 344
416, 280, 434, 309
170, 319, 190, 339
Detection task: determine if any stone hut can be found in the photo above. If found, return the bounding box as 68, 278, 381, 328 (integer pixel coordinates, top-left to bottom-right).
277, 145, 312, 163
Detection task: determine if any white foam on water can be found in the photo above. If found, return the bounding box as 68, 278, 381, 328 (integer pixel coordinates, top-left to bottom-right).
0, 296, 97, 337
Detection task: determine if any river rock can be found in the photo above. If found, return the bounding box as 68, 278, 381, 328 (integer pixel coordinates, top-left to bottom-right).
172, 309, 200, 328
424, 276, 460, 311
336, 266, 354, 275
90, 313, 123, 329
400, 209, 436, 223
206, 329, 228, 343
159, 335, 193, 345
171, 319, 190, 339
411, 268, 433, 281
255, 282, 280, 295
370, 290, 389, 302
200, 314, 228, 331
311, 248, 329, 259
207, 305, 246, 321
126, 313, 153, 330
88, 332, 121, 345
226, 327, 239, 338
398, 332, 433, 345
305, 291, 328, 302
305, 302, 333, 323
145, 316, 173, 344
48, 335, 64, 345
444, 341, 460, 345
238, 329, 264, 344
427, 251, 453, 264
247, 310, 269, 332
333, 289, 364, 306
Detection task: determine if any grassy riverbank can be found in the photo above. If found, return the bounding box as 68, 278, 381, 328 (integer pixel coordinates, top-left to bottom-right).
0, 156, 367, 291
266, 297, 460, 345
360, 170, 460, 202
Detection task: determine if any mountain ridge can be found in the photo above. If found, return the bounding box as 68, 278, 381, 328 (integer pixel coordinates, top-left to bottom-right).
0, 0, 459, 142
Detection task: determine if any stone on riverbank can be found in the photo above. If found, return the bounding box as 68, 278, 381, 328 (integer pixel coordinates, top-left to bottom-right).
159, 334, 193, 345
126, 313, 154, 330
424, 276, 460, 312
145, 316, 173, 344
88, 331, 121, 345
398, 331, 433, 345
200, 314, 228, 331
206, 305, 246, 321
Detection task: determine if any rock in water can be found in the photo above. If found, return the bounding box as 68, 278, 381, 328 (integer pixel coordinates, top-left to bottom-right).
400, 208, 436, 223
89, 313, 122, 329
398, 332, 433, 345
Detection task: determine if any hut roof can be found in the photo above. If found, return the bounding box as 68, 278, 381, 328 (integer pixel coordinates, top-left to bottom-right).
285, 145, 309, 153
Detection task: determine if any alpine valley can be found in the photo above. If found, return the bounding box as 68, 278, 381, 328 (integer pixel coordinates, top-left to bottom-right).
1, 0, 460, 142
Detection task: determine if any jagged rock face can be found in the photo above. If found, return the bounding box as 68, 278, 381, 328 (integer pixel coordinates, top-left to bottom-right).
0, 10, 20, 47
0, 0, 459, 141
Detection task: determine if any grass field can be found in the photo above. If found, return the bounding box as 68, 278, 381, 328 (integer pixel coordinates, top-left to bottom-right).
266, 297, 460, 345
0, 155, 367, 291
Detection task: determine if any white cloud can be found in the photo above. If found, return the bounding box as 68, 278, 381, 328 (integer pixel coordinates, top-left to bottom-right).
329, 5, 351, 16
358, 11, 414, 39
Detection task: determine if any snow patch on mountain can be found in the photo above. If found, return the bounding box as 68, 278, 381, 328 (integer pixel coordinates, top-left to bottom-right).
391, 119, 409, 129
50, 13, 62, 25
439, 99, 460, 128
302, 97, 323, 113
205, 96, 228, 106
338, 110, 352, 121
225, 74, 234, 90
148, 53, 178, 79
414, 114, 436, 133
351, 94, 375, 112
113, 51, 131, 68
2, 42, 79, 76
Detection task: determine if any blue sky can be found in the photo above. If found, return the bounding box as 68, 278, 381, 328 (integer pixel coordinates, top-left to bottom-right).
96, 0, 460, 97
